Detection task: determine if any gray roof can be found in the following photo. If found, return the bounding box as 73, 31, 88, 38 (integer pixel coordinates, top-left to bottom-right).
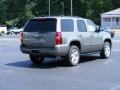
102, 8, 120, 15
33, 16, 84, 19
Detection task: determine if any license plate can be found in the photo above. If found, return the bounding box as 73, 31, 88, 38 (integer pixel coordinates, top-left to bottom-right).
39, 38, 45, 43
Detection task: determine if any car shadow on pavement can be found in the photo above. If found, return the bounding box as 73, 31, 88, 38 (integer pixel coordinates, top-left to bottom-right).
6, 55, 101, 69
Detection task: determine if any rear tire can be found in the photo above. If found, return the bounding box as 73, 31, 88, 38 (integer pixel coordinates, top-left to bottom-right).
1, 31, 5, 35
100, 41, 111, 58
65, 45, 80, 66
11, 31, 14, 34
29, 54, 44, 64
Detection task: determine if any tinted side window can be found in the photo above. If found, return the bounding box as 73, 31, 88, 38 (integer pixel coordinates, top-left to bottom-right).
61, 19, 74, 32
77, 20, 87, 32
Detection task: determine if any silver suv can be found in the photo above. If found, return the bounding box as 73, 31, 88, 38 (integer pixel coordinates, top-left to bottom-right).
20, 16, 112, 66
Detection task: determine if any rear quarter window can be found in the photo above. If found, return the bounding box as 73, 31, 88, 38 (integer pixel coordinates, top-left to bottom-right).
61, 19, 74, 32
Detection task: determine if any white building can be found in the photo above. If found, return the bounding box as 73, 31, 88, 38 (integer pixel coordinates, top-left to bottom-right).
101, 8, 120, 29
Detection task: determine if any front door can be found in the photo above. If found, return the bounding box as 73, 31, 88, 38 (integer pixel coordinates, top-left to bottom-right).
85, 20, 103, 52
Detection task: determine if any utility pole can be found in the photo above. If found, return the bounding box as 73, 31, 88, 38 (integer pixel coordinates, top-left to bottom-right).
49, 0, 50, 16
61, 2, 64, 15
71, 0, 73, 16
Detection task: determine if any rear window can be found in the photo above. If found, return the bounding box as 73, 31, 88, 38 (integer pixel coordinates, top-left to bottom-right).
61, 19, 74, 32
24, 18, 57, 32
77, 20, 87, 32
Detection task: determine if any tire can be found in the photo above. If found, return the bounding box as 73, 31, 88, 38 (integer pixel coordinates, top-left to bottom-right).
65, 45, 80, 66
100, 42, 111, 58
29, 54, 44, 64
11, 31, 14, 34
15, 32, 18, 35
1, 31, 4, 35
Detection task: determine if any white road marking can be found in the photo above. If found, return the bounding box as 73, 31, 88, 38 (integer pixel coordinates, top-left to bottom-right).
0, 38, 20, 46
0, 38, 18, 41
113, 40, 120, 43
4, 70, 15, 73
103, 60, 113, 64
0, 43, 19, 46
0, 48, 3, 50
112, 49, 120, 52
110, 85, 120, 90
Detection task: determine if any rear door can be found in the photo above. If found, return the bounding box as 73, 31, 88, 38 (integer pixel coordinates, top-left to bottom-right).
23, 18, 57, 48
77, 19, 92, 53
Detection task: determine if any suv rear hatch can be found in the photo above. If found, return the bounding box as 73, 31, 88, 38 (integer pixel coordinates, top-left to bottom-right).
22, 18, 57, 48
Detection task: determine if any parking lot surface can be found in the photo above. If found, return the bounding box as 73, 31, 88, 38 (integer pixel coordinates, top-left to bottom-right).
0, 35, 120, 90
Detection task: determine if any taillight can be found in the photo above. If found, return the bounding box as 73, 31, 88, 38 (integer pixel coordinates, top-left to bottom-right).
20, 32, 23, 44
56, 32, 62, 45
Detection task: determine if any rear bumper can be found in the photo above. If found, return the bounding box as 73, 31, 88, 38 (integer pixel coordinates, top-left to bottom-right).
20, 45, 69, 56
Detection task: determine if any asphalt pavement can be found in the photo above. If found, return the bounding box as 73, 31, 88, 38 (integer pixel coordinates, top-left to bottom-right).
0, 35, 120, 90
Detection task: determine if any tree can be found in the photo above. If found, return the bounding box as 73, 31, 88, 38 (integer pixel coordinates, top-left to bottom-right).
85, 0, 112, 24
110, 0, 120, 9
0, 0, 119, 27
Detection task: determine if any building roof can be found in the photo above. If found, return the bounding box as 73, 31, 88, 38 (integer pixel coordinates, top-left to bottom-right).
101, 8, 120, 15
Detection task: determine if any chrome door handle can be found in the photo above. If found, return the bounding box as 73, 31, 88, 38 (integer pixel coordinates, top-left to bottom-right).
79, 35, 82, 37
90, 35, 94, 37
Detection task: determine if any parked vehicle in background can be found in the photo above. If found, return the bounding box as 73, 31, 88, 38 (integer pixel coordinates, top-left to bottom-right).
0, 25, 7, 35
9, 27, 23, 34
102, 27, 114, 38
18, 27, 24, 32
9, 27, 18, 34
20, 16, 112, 66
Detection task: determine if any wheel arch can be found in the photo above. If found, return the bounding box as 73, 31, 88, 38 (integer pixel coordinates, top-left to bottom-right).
104, 39, 112, 47
69, 40, 81, 51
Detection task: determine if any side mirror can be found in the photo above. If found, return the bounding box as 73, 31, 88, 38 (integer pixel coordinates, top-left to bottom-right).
95, 25, 101, 32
